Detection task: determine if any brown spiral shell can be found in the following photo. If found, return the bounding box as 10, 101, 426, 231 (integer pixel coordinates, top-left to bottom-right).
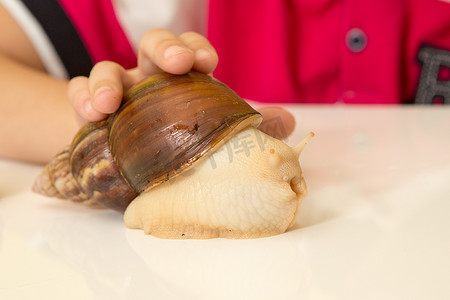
33, 72, 262, 212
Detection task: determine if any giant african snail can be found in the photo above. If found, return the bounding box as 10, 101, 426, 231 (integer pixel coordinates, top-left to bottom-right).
33, 72, 313, 239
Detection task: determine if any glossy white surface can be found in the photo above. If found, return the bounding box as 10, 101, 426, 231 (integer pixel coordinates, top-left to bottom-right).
1, 105, 449, 300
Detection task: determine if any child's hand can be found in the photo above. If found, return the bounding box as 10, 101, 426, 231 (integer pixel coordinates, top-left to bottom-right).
67, 28, 295, 140
68, 29, 218, 124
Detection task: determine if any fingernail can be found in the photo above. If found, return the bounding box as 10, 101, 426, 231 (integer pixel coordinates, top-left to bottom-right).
94, 86, 112, 99
195, 48, 212, 60
164, 45, 192, 59
93, 86, 114, 111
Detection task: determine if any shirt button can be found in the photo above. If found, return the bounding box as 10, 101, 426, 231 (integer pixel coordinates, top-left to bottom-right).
346, 28, 367, 53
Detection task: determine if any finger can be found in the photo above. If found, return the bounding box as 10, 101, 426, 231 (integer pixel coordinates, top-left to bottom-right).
178, 31, 218, 74
67, 76, 107, 124
138, 28, 195, 75
88, 61, 126, 114
257, 107, 296, 139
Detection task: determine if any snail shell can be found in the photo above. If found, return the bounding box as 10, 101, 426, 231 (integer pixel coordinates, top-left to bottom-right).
33, 72, 312, 239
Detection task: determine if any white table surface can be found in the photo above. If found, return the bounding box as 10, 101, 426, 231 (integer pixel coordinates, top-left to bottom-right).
1, 105, 449, 300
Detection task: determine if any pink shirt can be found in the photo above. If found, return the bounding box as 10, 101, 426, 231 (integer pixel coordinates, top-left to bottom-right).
208, 0, 450, 104
10, 0, 449, 104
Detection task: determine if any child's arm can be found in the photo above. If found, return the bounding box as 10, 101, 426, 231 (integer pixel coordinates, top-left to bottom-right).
0, 4, 78, 163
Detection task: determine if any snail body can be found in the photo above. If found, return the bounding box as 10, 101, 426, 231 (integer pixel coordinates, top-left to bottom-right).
33, 72, 312, 239
125, 126, 311, 239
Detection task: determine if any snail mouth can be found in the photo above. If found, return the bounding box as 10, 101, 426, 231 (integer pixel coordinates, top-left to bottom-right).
289, 176, 305, 196
287, 175, 308, 229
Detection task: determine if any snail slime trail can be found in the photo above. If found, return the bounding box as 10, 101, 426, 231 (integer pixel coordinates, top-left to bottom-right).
33, 72, 313, 239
